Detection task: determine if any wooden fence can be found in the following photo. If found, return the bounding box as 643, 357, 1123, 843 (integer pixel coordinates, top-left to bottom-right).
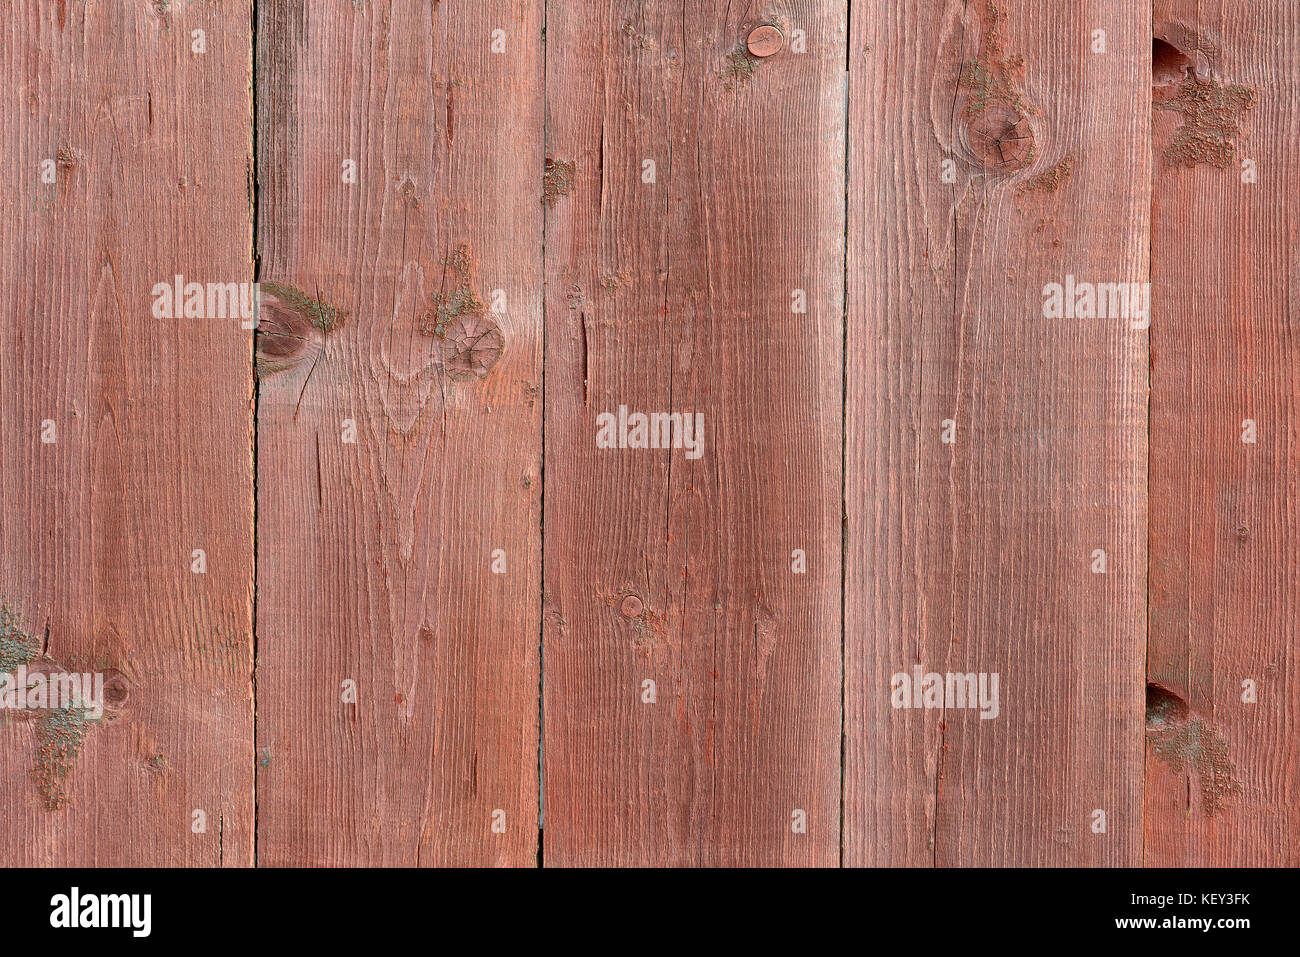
1, 0, 1294, 866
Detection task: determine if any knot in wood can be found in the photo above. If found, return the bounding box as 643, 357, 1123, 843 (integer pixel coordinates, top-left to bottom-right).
103, 672, 130, 709
966, 103, 1034, 171
439, 314, 504, 380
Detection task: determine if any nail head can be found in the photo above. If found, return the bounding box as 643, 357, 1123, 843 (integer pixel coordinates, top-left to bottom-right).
746, 25, 784, 58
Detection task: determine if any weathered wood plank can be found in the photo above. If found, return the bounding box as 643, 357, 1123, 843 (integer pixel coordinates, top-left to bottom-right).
0, 0, 254, 865
845, 0, 1149, 865
1146, 0, 1299, 866
254, 0, 542, 865
542, 1, 845, 866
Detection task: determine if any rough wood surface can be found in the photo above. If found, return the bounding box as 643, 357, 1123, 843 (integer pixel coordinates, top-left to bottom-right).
253, 0, 542, 865
844, 0, 1150, 866
0, 0, 254, 865
1146, 0, 1299, 866
4, 0, 1297, 869
541, 1, 845, 866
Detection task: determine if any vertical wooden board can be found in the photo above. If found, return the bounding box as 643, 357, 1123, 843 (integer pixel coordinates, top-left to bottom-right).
845, 0, 1149, 865
254, 1, 542, 865
542, 2, 844, 866
0, 1, 254, 864
1146, 1, 1299, 866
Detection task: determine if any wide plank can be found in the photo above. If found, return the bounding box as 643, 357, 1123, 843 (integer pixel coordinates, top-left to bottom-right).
845, 0, 1150, 866
542, 0, 845, 866
0, 0, 254, 865
254, 0, 542, 865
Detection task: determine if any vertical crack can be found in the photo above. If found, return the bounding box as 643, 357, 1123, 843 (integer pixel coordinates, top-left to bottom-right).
928, 0, 970, 868
1141, 8, 1157, 868
250, 0, 262, 869
537, 0, 549, 868
840, 0, 851, 869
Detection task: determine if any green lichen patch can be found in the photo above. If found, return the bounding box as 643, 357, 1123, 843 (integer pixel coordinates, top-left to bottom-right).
259, 282, 348, 333
1018, 155, 1074, 194
954, 1, 1036, 172
1150, 718, 1243, 816
421, 246, 506, 380
542, 158, 576, 206
722, 45, 761, 87
957, 1, 1031, 121
957, 49, 1028, 121
3, 602, 104, 809
419, 243, 485, 338
621, 21, 655, 50
0, 602, 39, 674
34, 703, 100, 810
599, 270, 632, 291
1157, 77, 1254, 169
419, 287, 483, 339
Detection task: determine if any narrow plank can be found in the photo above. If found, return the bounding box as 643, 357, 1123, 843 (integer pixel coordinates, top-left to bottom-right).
845, 0, 1149, 865
254, 0, 542, 865
1146, 1, 1299, 865
0, 0, 254, 864
542, 1, 845, 866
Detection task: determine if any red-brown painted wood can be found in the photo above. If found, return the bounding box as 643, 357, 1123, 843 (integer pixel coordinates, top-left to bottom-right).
542, 1, 845, 866
254, 0, 542, 865
0, 0, 254, 865
845, 0, 1150, 866
1147, 0, 1299, 866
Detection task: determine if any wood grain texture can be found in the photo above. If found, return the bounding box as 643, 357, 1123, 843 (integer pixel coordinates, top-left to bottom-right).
254, 0, 542, 865
1146, 0, 1299, 866
541, 1, 845, 866
5, 0, 1297, 870
0, 0, 254, 864
844, 0, 1150, 866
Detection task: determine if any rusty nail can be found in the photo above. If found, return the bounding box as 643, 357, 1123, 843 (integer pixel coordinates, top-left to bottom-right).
620, 595, 644, 618
746, 25, 784, 58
